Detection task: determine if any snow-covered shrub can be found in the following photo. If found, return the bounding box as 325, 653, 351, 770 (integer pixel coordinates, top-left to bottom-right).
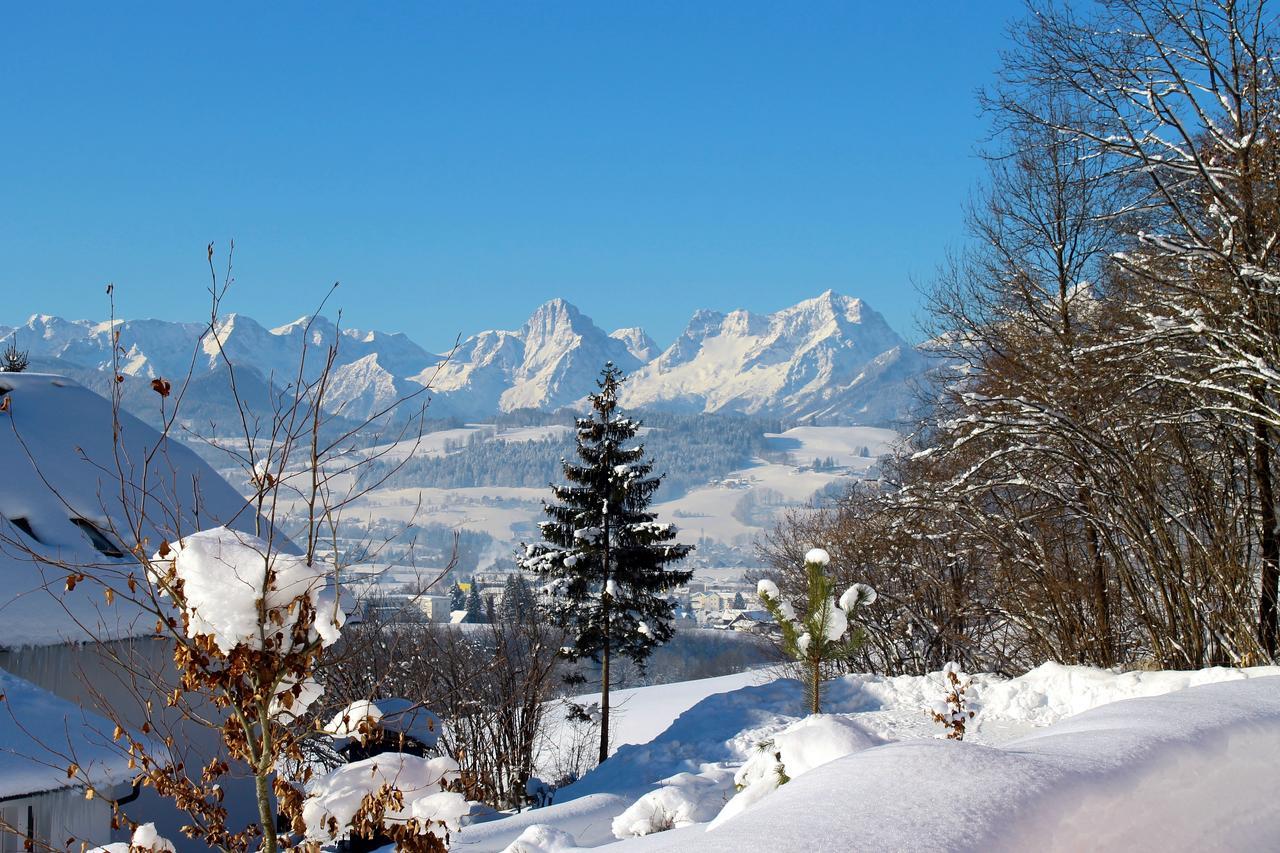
756, 547, 876, 713
155, 527, 345, 657
709, 714, 880, 830
930, 662, 976, 740
302, 752, 469, 851
611, 770, 733, 838
525, 775, 555, 809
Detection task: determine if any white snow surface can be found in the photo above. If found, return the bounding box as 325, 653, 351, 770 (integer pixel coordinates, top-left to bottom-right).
461, 663, 1280, 852
619, 675, 1280, 851
0, 667, 136, 798
0, 373, 273, 646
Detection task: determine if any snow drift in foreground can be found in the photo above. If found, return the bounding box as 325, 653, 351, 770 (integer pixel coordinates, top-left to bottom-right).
462, 663, 1280, 852
620, 676, 1280, 852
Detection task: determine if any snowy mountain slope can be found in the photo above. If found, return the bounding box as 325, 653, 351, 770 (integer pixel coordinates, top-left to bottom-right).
622, 291, 924, 424
610, 327, 660, 362
2, 291, 925, 425
424, 299, 642, 415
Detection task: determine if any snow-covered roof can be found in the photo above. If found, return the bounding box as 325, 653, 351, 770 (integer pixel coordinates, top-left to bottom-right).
0, 373, 271, 647
0, 667, 135, 798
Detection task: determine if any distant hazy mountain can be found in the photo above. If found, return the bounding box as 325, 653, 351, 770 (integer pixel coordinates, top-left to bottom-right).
2, 292, 924, 427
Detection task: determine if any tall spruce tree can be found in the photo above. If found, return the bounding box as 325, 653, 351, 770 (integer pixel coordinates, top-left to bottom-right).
465, 582, 485, 624
521, 363, 693, 763
501, 572, 537, 624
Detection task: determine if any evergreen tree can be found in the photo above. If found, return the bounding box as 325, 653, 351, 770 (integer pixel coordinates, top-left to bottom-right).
484, 594, 496, 624
450, 582, 466, 612
520, 363, 693, 764
2, 334, 29, 373
501, 572, 537, 624
732, 591, 746, 610
465, 583, 484, 624
757, 548, 876, 714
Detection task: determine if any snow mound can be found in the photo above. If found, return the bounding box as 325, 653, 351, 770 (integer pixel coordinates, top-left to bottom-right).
89, 823, 175, 853
501, 824, 580, 852
323, 697, 442, 748
709, 715, 881, 830
803, 548, 830, 566
612, 768, 735, 839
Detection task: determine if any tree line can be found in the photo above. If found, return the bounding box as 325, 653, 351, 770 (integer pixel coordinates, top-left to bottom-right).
763, 0, 1280, 674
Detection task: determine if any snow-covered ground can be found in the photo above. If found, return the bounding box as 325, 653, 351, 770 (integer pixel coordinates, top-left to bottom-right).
460, 663, 1280, 852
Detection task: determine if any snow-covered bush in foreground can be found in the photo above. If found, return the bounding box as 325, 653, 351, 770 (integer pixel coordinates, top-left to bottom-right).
708, 715, 881, 830
302, 753, 469, 850
929, 662, 976, 740
612, 768, 734, 838
757, 547, 876, 713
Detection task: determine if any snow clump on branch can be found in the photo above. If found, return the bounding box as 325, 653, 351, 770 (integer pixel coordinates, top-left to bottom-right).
150, 527, 345, 655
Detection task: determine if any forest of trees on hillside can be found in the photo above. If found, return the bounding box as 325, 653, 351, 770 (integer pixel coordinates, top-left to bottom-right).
369, 410, 780, 500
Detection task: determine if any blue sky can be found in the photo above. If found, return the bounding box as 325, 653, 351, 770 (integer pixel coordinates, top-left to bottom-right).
1, 3, 1023, 351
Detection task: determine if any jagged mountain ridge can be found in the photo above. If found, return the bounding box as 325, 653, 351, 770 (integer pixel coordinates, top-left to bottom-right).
2, 291, 923, 426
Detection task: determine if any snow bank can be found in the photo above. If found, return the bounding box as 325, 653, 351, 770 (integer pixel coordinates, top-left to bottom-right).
0, 667, 136, 799
974, 660, 1280, 726
708, 715, 881, 830
466, 663, 1280, 852
502, 824, 581, 853
623, 676, 1280, 852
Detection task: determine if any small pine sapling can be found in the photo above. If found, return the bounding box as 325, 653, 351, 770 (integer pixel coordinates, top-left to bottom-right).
756, 548, 876, 714
1, 335, 29, 373
930, 662, 976, 740
735, 738, 790, 794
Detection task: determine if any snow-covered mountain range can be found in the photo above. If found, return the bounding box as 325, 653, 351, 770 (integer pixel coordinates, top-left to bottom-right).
1, 291, 924, 426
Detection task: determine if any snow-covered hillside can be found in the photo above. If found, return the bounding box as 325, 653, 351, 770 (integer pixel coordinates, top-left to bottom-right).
3, 291, 926, 425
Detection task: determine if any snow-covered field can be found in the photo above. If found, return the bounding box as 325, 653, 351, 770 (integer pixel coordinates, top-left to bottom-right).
460, 664, 1280, 852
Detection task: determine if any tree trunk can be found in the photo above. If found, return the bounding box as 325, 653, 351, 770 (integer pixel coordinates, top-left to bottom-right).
598, 637, 611, 765
255, 770, 278, 853
810, 656, 821, 715
1255, 416, 1279, 659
